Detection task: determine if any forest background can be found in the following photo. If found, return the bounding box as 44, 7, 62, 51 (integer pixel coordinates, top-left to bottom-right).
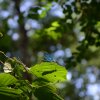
0, 0, 100, 100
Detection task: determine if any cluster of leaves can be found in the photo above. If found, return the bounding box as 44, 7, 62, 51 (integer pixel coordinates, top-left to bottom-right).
0, 51, 67, 100
0, 0, 100, 99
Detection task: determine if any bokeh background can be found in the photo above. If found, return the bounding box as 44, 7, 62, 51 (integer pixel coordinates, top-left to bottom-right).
0, 0, 100, 100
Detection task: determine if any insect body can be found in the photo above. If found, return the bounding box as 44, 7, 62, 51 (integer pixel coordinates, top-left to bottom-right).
43, 52, 55, 62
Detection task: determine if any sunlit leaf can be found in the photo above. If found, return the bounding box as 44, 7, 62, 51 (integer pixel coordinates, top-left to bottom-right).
51, 21, 60, 27
0, 87, 22, 96
30, 62, 67, 83
0, 73, 17, 86
39, 3, 52, 18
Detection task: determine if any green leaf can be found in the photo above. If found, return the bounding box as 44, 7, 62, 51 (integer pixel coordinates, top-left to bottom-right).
39, 9, 47, 18
0, 87, 23, 100
0, 87, 22, 97
34, 85, 64, 100
0, 73, 17, 86
51, 21, 60, 27
39, 3, 52, 18
32, 78, 56, 92
30, 62, 67, 83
